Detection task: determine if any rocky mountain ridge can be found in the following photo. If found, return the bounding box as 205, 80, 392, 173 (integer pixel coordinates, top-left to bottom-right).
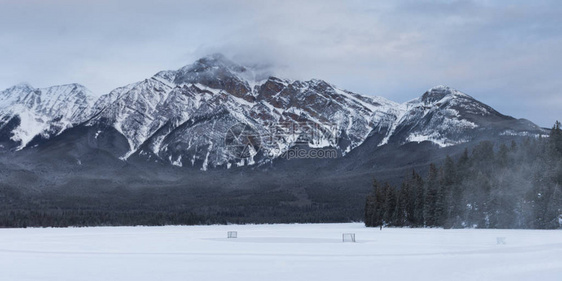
0, 54, 545, 170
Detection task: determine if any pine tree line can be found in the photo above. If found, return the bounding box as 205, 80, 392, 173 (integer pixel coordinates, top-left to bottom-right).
365, 121, 562, 229
0, 210, 207, 228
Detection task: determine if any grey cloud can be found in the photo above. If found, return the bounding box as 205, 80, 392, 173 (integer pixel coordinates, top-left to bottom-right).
0, 0, 560, 126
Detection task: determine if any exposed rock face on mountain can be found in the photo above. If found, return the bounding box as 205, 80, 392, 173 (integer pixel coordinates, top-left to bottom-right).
0, 54, 545, 170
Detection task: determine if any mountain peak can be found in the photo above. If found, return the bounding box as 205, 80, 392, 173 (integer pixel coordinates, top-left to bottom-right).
173, 54, 253, 96
46, 83, 89, 92
4, 82, 34, 93
199, 53, 229, 63
421, 85, 471, 104
183, 53, 247, 74
2, 83, 92, 96
16, 82, 34, 88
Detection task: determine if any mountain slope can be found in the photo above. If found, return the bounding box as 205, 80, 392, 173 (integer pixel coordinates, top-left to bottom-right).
0, 83, 96, 150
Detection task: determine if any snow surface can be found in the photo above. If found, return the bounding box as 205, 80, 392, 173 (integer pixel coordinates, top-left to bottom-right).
0, 223, 561, 281
406, 132, 470, 148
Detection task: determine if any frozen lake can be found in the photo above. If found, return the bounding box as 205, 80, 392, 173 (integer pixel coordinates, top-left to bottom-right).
1, 223, 561, 281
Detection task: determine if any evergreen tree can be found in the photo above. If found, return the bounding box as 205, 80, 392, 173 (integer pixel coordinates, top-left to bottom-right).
383, 182, 397, 225
545, 184, 562, 229
402, 179, 416, 226
510, 140, 518, 152
550, 121, 562, 155
497, 143, 509, 168
365, 179, 385, 227
424, 164, 439, 227
393, 181, 409, 226
411, 170, 425, 226
364, 184, 377, 227
441, 155, 457, 228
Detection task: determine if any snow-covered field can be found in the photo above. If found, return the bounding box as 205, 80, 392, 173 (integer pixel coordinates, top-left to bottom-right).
1, 223, 561, 281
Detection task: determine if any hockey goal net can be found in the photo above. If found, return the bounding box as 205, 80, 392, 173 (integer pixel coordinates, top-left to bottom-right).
342, 233, 356, 242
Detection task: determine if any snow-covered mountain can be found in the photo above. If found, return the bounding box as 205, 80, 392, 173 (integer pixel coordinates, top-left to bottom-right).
379, 85, 543, 148
84, 54, 402, 169
0, 83, 96, 150
0, 54, 546, 169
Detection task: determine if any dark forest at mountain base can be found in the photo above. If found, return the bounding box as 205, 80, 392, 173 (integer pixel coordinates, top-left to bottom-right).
0, 203, 363, 228
365, 122, 562, 229
0, 179, 367, 227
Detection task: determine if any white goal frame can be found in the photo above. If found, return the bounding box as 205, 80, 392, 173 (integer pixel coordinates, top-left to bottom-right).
227, 231, 238, 238
342, 233, 356, 242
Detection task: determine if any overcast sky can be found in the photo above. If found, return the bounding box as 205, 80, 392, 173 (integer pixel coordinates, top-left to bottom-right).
0, 0, 560, 126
